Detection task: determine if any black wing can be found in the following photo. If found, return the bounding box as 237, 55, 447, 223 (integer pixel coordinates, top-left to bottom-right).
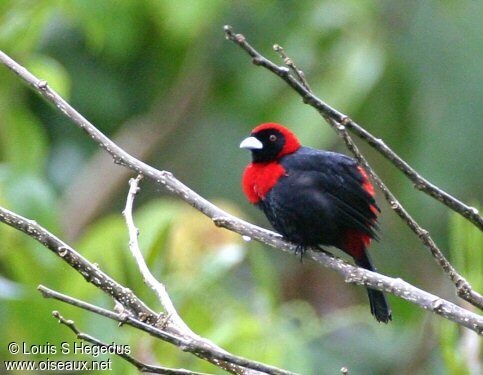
280, 147, 379, 240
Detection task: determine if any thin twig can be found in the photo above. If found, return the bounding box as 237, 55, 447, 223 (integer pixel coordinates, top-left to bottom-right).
222, 27, 482, 232
0, 49, 481, 329
39, 286, 297, 375
52, 311, 203, 375
222, 26, 483, 310
273, 44, 311, 92
123, 175, 192, 333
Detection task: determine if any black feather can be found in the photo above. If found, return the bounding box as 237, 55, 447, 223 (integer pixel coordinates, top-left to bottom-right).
355, 252, 392, 323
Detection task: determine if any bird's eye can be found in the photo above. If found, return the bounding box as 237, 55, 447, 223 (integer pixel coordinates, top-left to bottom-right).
269, 134, 277, 142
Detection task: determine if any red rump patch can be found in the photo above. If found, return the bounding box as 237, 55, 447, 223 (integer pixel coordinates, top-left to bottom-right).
343, 229, 372, 259
242, 162, 286, 203
252, 123, 301, 157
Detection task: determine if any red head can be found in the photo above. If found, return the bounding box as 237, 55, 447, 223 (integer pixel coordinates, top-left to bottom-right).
239, 123, 301, 163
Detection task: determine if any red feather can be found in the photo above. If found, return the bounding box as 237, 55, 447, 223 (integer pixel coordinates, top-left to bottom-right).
242, 162, 286, 203
343, 229, 372, 258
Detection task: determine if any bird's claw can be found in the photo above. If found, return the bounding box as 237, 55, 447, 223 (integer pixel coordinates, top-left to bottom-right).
295, 245, 307, 263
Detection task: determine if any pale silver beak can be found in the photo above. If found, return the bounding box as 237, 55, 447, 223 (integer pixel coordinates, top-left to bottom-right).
240, 136, 263, 150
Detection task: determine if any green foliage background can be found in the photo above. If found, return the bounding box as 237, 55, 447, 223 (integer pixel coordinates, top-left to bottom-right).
0, 1, 481, 374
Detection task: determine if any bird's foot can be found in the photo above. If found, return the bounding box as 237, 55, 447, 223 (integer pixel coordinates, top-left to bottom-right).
295, 244, 307, 263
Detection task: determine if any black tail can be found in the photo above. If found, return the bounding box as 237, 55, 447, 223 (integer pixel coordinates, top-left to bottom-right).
355, 252, 392, 323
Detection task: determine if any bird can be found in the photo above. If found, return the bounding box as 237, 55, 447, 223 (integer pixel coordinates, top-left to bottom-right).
240, 122, 392, 323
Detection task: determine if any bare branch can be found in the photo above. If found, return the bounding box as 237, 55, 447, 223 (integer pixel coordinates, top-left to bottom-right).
39, 286, 297, 375
52, 311, 204, 375
0, 49, 481, 331
123, 175, 192, 332
222, 26, 483, 310
222, 26, 482, 232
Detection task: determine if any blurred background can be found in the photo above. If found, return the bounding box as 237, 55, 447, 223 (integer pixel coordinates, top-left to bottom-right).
0, 1, 482, 374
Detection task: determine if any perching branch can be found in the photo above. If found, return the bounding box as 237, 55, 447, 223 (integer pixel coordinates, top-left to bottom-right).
52, 311, 204, 375
213, 217, 483, 334
0, 49, 482, 333
222, 25, 483, 310
39, 286, 296, 375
